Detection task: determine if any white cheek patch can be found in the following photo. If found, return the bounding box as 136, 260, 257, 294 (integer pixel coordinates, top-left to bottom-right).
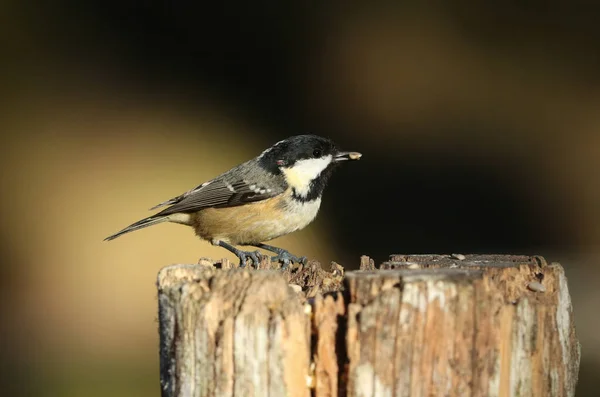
281, 155, 332, 197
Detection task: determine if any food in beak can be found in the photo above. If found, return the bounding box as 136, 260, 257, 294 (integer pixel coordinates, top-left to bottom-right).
335, 151, 362, 161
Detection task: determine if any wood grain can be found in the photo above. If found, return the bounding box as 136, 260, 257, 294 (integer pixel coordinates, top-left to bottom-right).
158, 255, 580, 397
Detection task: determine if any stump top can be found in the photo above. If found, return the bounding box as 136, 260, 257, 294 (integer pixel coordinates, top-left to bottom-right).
382, 254, 546, 270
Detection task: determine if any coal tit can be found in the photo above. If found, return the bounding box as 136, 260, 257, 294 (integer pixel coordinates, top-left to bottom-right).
104, 134, 362, 267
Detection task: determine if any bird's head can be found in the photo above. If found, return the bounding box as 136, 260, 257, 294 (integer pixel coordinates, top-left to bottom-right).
258, 135, 362, 201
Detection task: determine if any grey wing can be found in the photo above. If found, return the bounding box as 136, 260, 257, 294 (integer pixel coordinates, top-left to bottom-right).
148, 180, 212, 210
154, 177, 285, 216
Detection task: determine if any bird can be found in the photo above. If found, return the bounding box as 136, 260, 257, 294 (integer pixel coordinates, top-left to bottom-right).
104, 134, 362, 267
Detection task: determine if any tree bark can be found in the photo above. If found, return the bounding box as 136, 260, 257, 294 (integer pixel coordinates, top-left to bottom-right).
157, 255, 580, 397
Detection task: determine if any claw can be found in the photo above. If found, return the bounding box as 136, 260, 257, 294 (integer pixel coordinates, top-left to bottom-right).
271, 252, 306, 269
272, 255, 290, 269
237, 250, 263, 268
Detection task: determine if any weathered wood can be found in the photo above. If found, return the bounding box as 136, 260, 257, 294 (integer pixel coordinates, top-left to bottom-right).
158, 255, 580, 397
158, 263, 311, 397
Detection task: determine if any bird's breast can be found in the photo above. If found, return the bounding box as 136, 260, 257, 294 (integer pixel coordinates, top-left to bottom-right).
192, 190, 322, 245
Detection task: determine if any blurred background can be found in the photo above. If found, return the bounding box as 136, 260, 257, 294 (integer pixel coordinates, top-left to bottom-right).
1, 1, 599, 395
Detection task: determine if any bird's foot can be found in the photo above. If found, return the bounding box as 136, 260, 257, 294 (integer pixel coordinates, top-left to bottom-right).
237, 250, 263, 268
217, 241, 263, 269
271, 251, 307, 270
250, 243, 307, 269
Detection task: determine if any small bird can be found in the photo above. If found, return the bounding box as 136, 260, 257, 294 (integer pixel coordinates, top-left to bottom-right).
104, 135, 362, 267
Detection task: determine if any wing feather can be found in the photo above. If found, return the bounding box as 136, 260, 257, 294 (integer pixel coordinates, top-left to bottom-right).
155, 177, 283, 216
148, 181, 213, 210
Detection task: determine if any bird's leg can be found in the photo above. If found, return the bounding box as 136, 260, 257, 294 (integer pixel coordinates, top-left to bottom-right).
217, 241, 262, 268
252, 243, 307, 269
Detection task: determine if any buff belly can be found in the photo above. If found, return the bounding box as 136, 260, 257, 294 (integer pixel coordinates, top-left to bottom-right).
191, 194, 322, 246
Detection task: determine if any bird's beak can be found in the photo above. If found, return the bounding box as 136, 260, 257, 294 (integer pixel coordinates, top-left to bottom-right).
334, 151, 362, 161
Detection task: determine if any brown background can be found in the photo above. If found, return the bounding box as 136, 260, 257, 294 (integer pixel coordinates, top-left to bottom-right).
1, 1, 599, 396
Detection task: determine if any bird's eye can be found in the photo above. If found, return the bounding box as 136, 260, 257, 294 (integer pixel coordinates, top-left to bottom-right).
312, 149, 322, 158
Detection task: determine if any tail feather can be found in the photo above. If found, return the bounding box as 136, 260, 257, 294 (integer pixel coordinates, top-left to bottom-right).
104, 216, 168, 241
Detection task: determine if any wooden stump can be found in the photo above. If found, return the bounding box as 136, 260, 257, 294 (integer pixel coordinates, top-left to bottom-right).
157, 255, 580, 397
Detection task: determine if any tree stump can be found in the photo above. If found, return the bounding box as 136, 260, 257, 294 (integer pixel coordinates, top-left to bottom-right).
157, 255, 580, 397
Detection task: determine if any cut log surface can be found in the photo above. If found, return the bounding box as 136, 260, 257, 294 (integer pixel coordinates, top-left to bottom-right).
157, 255, 580, 397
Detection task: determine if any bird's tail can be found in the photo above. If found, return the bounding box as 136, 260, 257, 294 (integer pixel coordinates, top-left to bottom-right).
104, 216, 168, 241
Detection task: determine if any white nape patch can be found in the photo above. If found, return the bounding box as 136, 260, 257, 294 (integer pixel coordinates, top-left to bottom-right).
258, 138, 286, 159
281, 155, 332, 197
226, 183, 236, 192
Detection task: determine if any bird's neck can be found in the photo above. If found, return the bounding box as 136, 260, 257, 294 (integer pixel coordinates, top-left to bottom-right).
289, 170, 333, 202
